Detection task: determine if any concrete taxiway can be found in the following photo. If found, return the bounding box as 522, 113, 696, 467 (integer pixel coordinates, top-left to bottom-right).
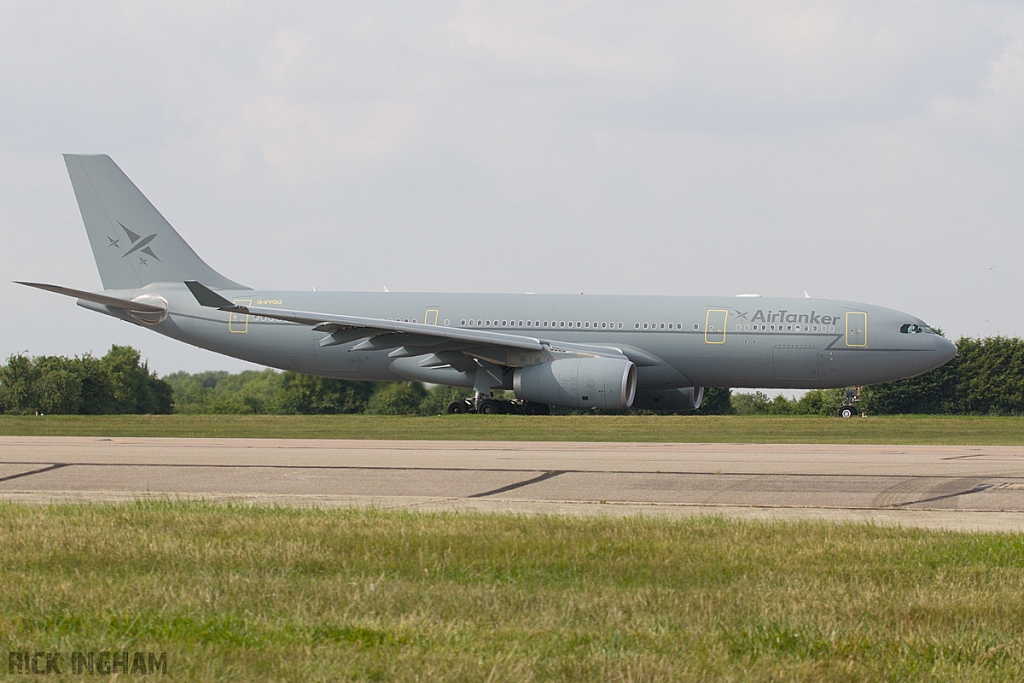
1, 436, 1023, 532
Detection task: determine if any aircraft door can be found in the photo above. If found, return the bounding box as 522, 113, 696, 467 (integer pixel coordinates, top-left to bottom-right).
846, 312, 867, 347
229, 299, 252, 333
705, 310, 728, 344
424, 309, 439, 325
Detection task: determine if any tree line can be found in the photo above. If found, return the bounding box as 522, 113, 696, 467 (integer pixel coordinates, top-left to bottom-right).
163, 369, 467, 416
0, 346, 468, 416
0, 346, 172, 415
2, 336, 1022, 416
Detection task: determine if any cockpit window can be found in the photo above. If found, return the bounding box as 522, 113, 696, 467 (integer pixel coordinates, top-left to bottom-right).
900, 323, 934, 334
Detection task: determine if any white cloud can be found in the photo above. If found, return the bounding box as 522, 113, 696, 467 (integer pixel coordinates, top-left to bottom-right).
930, 26, 1024, 146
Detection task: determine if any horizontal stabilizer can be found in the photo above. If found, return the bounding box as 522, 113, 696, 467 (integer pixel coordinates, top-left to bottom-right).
15, 281, 166, 313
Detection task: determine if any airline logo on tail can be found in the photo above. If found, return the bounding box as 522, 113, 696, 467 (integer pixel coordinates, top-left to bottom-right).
109, 221, 161, 265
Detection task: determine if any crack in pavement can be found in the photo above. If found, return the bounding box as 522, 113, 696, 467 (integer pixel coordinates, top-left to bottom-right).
0, 463, 71, 484
469, 471, 565, 498
889, 483, 995, 508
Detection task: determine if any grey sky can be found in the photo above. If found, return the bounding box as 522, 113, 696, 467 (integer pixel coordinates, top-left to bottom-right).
2, 2, 1022, 377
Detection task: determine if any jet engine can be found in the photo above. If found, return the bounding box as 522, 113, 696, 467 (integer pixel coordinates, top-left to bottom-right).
513, 358, 637, 410
631, 387, 704, 412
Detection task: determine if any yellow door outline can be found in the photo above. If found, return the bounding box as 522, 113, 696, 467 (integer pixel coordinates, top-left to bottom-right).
705, 309, 728, 344
424, 309, 439, 325
229, 299, 252, 333
846, 311, 867, 347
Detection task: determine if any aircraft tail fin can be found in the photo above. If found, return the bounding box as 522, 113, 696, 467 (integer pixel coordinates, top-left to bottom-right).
63, 154, 248, 291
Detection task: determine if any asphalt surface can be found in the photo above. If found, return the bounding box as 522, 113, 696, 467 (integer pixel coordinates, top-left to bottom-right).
1, 436, 1023, 532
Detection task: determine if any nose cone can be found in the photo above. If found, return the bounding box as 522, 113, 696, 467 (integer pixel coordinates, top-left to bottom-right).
936, 336, 957, 366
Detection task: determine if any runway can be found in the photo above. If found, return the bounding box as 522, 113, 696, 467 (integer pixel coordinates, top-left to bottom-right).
2, 436, 1024, 532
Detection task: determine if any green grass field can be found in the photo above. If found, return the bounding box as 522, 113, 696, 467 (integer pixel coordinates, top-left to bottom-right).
1, 413, 1023, 444
1, 502, 1022, 682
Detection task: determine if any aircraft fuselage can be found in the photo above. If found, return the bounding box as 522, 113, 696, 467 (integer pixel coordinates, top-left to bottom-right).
82, 286, 957, 392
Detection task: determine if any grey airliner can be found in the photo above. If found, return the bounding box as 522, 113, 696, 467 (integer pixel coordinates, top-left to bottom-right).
18, 155, 957, 415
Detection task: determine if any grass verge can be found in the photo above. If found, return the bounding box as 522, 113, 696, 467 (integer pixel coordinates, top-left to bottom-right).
1, 502, 1023, 682
1, 414, 1023, 444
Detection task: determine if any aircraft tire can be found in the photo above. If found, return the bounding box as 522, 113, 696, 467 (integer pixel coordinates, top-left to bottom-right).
446, 400, 467, 415
525, 402, 550, 416
479, 400, 502, 415
838, 406, 856, 418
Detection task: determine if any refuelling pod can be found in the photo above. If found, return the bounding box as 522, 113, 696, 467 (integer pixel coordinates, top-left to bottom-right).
126, 295, 169, 325
631, 387, 704, 412
513, 358, 637, 410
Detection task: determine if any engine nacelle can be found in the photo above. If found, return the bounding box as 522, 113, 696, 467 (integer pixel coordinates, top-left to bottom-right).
513, 358, 637, 410
631, 387, 704, 412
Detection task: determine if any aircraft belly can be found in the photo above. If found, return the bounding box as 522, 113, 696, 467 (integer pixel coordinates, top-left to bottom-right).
314, 342, 359, 375
824, 349, 920, 387
634, 364, 693, 391
679, 356, 775, 388
246, 324, 317, 374
175, 314, 318, 374
328, 353, 398, 382
772, 345, 821, 384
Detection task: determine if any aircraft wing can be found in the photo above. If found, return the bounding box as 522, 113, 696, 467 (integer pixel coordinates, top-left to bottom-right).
185, 281, 644, 365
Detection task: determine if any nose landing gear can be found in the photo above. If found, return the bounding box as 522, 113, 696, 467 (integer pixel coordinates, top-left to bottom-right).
838, 387, 861, 418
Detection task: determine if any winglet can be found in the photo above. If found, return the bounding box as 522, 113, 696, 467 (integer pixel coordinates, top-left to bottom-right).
185, 281, 237, 309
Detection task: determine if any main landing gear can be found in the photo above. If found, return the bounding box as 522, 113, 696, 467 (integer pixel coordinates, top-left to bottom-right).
445, 393, 550, 415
